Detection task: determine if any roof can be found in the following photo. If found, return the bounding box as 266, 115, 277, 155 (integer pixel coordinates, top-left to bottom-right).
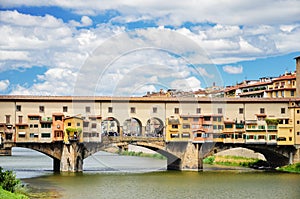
88, 115, 102, 119
52, 112, 64, 116
0, 95, 298, 103
239, 81, 271, 89
255, 114, 267, 117
15, 123, 29, 126
224, 120, 235, 124
180, 114, 201, 118
273, 74, 296, 81
238, 90, 265, 96
64, 116, 83, 120
27, 114, 41, 117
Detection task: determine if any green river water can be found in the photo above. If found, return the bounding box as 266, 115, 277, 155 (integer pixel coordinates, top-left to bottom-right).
1, 148, 299, 199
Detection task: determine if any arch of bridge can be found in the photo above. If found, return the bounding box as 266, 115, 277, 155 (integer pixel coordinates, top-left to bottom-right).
14, 142, 62, 161
207, 143, 293, 167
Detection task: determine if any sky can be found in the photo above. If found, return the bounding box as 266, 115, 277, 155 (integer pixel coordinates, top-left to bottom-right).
0, 0, 300, 96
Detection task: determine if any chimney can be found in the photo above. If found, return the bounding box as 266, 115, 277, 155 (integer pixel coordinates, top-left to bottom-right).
295, 56, 300, 98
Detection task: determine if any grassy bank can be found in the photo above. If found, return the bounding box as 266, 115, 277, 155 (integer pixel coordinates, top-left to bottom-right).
203, 155, 265, 168
0, 186, 28, 199
0, 167, 29, 199
277, 163, 300, 173
118, 151, 166, 160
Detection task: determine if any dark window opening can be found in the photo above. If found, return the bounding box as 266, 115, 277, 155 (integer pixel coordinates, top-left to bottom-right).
63, 106, 68, 112
39, 106, 45, 113
174, 108, 179, 114
16, 105, 21, 112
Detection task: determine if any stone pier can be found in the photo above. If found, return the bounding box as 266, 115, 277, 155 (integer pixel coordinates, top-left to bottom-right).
60, 141, 84, 172
166, 142, 203, 171
292, 145, 300, 164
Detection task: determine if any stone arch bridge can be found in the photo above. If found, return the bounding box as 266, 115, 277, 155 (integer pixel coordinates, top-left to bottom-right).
7, 137, 300, 172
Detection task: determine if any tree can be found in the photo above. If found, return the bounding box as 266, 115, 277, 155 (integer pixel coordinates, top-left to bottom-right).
0, 167, 20, 193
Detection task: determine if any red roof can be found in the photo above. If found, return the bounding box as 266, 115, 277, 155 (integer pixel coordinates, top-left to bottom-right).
239, 81, 271, 89
273, 74, 295, 81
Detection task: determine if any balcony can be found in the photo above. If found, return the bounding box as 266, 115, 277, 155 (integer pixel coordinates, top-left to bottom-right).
41, 117, 52, 123
245, 120, 257, 124
267, 125, 277, 132
235, 123, 244, 129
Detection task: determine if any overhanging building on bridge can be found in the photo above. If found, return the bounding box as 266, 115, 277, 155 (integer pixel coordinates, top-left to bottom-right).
1, 95, 300, 146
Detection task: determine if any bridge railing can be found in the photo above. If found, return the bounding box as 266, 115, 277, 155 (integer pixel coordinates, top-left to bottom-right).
102, 135, 164, 143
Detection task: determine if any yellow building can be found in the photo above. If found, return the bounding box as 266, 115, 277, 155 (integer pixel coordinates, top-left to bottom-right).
276, 113, 294, 145
288, 101, 300, 145
179, 115, 194, 141
266, 73, 296, 98
64, 116, 83, 144
165, 116, 181, 142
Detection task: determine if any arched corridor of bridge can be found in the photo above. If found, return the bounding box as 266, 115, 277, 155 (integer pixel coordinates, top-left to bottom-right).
102, 117, 120, 136
145, 117, 164, 137
123, 118, 142, 136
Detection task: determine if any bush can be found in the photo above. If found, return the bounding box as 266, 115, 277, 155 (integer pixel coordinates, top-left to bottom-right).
0, 167, 20, 193
203, 156, 215, 164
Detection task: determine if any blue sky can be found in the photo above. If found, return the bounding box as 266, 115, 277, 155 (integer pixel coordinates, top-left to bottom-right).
0, 1, 300, 96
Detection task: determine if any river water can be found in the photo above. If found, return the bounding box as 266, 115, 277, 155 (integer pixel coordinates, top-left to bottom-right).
1, 148, 299, 199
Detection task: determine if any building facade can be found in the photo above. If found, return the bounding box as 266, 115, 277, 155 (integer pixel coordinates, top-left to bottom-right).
1, 96, 300, 147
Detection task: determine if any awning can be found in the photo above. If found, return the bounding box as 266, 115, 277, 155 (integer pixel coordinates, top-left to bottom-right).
18, 132, 26, 135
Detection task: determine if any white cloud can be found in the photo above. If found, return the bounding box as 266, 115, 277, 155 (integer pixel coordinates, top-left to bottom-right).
1, 2, 300, 95
0, 80, 10, 91
170, 77, 201, 91
69, 16, 93, 27
197, 67, 214, 78
223, 65, 243, 74
0, 51, 30, 61
0, 10, 63, 28
11, 68, 77, 95
2, 0, 300, 25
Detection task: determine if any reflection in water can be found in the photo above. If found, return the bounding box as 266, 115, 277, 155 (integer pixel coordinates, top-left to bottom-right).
1, 148, 300, 199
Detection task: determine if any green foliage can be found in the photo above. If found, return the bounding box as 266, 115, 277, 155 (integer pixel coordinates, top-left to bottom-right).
203, 156, 215, 164
119, 151, 166, 160
66, 127, 82, 134
0, 186, 28, 199
265, 118, 279, 125
77, 128, 82, 133
204, 156, 264, 168
277, 163, 300, 173
0, 167, 21, 193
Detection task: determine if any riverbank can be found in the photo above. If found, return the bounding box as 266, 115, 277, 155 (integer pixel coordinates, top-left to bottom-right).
118, 150, 166, 160
0, 186, 28, 199
277, 163, 300, 173
203, 155, 269, 169
204, 155, 300, 173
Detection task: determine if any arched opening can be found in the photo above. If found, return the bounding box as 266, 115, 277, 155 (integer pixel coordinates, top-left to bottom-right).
208, 144, 292, 168
145, 117, 164, 137
101, 117, 120, 136
2, 147, 53, 177
122, 118, 142, 136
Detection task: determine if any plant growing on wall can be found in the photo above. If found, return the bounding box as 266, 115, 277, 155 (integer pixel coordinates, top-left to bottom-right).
265, 118, 279, 125
66, 127, 82, 134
